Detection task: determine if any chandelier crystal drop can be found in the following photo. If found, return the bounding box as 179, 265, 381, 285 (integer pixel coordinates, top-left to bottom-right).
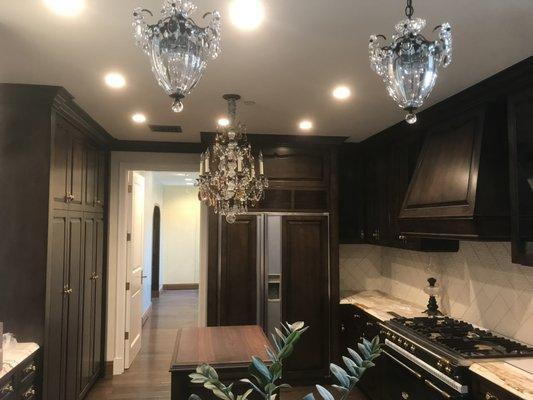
197, 94, 268, 224
369, 0, 452, 124
132, 0, 221, 113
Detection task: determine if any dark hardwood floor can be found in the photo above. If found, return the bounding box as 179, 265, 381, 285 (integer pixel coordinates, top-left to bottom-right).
86, 290, 366, 400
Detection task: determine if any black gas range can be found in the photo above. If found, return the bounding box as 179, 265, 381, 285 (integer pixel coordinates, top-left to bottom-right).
379, 316, 533, 397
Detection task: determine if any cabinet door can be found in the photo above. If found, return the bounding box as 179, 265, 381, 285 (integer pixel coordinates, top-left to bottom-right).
45, 211, 69, 400
92, 215, 105, 377
79, 215, 95, 396
51, 119, 71, 207
85, 148, 97, 210
282, 215, 329, 380
65, 213, 83, 400
69, 136, 85, 208
219, 216, 258, 326
96, 151, 107, 210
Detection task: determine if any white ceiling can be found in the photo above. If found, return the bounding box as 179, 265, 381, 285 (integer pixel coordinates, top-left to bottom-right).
152, 171, 199, 186
1, 1, 533, 142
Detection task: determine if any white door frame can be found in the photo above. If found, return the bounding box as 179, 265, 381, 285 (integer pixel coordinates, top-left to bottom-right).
107, 152, 208, 375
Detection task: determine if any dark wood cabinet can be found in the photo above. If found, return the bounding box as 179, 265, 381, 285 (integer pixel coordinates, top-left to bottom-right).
507, 87, 533, 266
470, 373, 521, 400
219, 216, 258, 326
206, 134, 342, 382
282, 215, 330, 380
0, 84, 112, 400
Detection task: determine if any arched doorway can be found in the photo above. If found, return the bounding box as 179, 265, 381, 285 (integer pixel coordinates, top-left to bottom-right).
151, 205, 161, 298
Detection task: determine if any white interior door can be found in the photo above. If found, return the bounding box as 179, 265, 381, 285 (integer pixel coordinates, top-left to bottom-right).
125, 172, 145, 368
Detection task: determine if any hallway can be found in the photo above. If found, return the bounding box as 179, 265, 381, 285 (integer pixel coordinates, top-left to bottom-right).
86, 290, 198, 400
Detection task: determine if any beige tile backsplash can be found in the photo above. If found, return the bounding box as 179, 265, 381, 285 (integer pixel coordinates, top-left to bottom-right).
340, 242, 533, 345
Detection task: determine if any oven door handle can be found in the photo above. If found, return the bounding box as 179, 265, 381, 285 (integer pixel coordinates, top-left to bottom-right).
382, 350, 422, 380
424, 379, 452, 399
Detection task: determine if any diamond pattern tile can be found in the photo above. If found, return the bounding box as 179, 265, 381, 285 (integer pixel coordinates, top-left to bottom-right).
339, 242, 533, 345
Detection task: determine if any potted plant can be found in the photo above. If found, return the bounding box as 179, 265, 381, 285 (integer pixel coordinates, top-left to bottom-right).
188, 322, 381, 400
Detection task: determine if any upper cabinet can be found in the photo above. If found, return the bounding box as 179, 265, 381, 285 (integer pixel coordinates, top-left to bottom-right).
508, 87, 533, 266
399, 102, 510, 240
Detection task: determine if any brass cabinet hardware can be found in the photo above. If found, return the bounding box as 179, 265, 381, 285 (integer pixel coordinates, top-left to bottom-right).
22, 387, 36, 399
485, 393, 499, 400
424, 379, 451, 399
90, 272, 100, 281
0, 383, 14, 395
24, 363, 37, 374
401, 392, 409, 399
63, 285, 72, 295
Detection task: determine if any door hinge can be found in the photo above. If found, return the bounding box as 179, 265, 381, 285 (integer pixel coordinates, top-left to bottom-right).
126, 282, 130, 291
124, 332, 129, 340
126, 233, 131, 241
128, 184, 132, 193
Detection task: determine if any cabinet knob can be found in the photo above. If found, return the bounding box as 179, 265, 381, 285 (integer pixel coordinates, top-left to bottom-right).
24, 363, 36, 374
91, 272, 100, 281
401, 392, 409, 400
0, 383, 14, 395
341, 323, 346, 332
23, 387, 36, 399
485, 393, 499, 400
63, 285, 72, 295
353, 313, 361, 319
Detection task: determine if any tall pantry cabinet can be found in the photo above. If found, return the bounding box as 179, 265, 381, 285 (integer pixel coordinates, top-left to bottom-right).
0, 84, 112, 400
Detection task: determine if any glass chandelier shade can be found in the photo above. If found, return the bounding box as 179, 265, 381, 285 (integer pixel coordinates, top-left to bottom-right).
369, 0, 452, 124
197, 94, 268, 223
133, 0, 221, 113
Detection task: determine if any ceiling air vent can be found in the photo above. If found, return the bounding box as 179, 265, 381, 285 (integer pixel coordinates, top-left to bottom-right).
149, 124, 183, 133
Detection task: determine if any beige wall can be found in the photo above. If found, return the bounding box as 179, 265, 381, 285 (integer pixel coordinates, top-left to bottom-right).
161, 186, 200, 285
340, 242, 533, 345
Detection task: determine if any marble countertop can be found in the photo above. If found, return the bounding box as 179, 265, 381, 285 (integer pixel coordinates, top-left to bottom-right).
471, 361, 533, 400
1, 342, 39, 380
340, 290, 533, 400
340, 290, 426, 321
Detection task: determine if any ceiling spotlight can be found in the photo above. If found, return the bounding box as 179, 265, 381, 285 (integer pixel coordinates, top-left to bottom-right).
229, 0, 265, 30
217, 117, 230, 127
44, 0, 85, 16
131, 113, 147, 124
105, 72, 126, 89
299, 120, 313, 131
332, 85, 351, 100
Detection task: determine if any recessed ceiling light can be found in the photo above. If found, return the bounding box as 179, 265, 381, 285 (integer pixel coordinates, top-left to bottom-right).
217, 117, 230, 127
299, 120, 313, 131
185, 178, 194, 182
332, 85, 351, 100
131, 113, 147, 124
105, 72, 126, 89
185, 182, 194, 186
229, 0, 265, 31
44, 0, 85, 16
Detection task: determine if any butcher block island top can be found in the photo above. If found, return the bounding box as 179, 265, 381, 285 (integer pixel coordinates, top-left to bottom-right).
170, 325, 271, 399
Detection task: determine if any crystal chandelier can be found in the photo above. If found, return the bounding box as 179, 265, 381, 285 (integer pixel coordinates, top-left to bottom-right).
369, 0, 452, 124
198, 94, 268, 223
132, 0, 221, 113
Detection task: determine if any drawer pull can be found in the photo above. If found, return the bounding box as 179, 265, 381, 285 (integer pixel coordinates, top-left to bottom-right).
401, 392, 409, 399
485, 393, 499, 400
23, 387, 36, 399
24, 363, 37, 374
382, 350, 422, 380
424, 379, 451, 399
0, 383, 14, 395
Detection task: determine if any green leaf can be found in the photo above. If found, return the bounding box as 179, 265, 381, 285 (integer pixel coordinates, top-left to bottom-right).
347, 347, 363, 367
290, 321, 305, 331
331, 384, 349, 394
342, 356, 357, 375
357, 342, 371, 359
189, 395, 202, 400
303, 394, 315, 400
212, 388, 229, 400
239, 379, 264, 396
251, 356, 272, 381
265, 346, 278, 363
316, 385, 335, 400
330, 363, 350, 388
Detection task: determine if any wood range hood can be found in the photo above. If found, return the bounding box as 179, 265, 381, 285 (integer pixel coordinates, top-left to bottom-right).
398, 100, 511, 241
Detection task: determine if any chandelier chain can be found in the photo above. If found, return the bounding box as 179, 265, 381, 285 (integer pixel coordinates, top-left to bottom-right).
405, 0, 414, 19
